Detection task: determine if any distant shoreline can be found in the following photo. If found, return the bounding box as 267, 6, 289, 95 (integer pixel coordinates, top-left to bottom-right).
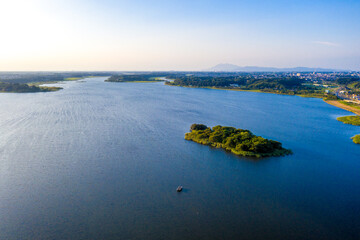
165, 83, 360, 115
28, 76, 106, 87
165, 83, 324, 97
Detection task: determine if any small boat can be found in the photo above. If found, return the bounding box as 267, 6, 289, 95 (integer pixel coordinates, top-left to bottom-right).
176, 186, 183, 192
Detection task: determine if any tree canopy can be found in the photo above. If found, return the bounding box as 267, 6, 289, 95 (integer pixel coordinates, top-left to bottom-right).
185, 124, 291, 157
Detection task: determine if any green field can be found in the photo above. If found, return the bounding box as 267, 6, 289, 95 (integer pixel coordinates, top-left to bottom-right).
339, 101, 360, 110
64, 77, 83, 81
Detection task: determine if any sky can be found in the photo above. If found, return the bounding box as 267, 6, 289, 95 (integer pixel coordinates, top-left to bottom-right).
0, 0, 359, 71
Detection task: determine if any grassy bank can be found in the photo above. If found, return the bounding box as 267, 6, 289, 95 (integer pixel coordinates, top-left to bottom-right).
336, 115, 360, 145
339, 100, 360, 110
64, 77, 83, 81
337, 115, 360, 126
352, 135, 360, 144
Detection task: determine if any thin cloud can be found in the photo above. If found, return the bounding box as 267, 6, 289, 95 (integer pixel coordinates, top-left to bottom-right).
313, 41, 340, 47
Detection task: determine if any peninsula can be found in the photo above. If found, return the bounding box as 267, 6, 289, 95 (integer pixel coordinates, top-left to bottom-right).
352, 135, 360, 144
185, 124, 292, 157
337, 115, 360, 126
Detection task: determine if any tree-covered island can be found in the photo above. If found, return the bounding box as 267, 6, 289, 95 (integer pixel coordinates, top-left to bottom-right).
0, 82, 61, 93
185, 124, 292, 157
105, 74, 164, 83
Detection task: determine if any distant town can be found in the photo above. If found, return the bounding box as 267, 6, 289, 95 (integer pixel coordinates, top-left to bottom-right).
262, 71, 360, 103
289, 72, 360, 103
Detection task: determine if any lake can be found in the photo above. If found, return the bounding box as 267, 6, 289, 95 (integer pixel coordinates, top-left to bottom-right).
0, 77, 359, 240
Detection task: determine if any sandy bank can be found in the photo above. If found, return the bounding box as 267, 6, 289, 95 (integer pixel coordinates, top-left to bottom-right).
325, 100, 360, 115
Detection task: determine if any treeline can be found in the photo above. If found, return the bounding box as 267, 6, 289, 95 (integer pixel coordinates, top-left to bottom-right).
335, 77, 360, 86
185, 124, 291, 157
106, 73, 259, 83
333, 77, 360, 95
346, 80, 360, 95
165, 76, 324, 95
351, 82, 360, 89
106, 73, 170, 82
0, 82, 60, 93
167, 76, 246, 87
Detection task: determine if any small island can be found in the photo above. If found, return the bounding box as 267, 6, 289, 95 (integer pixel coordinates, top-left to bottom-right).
105, 75, 164, 83
185, 124, 292, 157
337, 115, 360, 126
0, 82, 61, 93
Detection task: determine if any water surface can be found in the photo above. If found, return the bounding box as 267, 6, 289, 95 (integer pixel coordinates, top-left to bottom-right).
0, 77, 359, 240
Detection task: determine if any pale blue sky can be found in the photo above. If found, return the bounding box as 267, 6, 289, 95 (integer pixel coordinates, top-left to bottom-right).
0, 0, 359, 70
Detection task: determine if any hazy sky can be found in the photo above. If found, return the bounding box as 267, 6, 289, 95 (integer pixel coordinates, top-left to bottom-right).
0, 0, 359, 71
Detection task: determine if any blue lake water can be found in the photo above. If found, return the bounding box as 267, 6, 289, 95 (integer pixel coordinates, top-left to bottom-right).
0, 77, 359, 240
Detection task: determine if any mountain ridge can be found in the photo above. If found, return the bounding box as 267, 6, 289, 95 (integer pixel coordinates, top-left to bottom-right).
205, 63, 348, 72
